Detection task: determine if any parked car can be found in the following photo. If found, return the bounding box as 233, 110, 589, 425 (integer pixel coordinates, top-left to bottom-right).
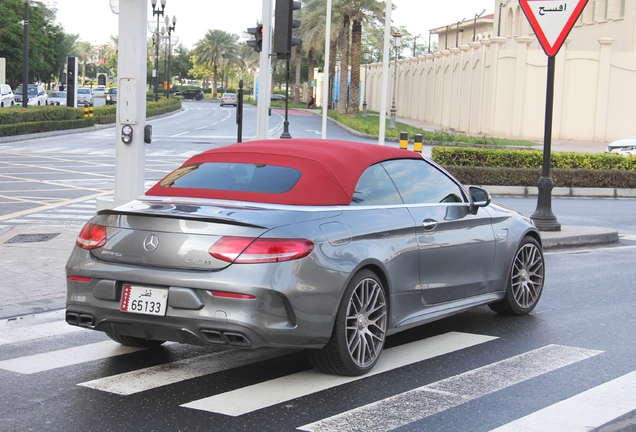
92, 85, 107, 98
47, 91, 67, 106
220, 92, 238, 107
0, 84, 15, 108
77, 88, 94, 106
105, 87, 117, 105
271, 93, 286, 101
14, 84, 48, 106
65, 139, 544, 376
607, 137, 636, 156
181, 89, 205, 100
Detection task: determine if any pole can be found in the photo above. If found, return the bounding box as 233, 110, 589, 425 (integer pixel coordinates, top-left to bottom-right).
362, 62, 368, 117
154, 14, 160, 102
531, 55, 561, 231
22, 1, 29, 108
256, 0, 273, 140
321, 0, 332, 139
237, 79, 244, 142
281, 59, 292, 139
389, 40, 398, 130
378, 0, 393, 145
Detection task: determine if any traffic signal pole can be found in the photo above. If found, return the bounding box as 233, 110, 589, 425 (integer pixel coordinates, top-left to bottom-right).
256, 0, 273, 140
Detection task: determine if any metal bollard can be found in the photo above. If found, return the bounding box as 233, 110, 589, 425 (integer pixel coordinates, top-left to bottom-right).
83, 107, 89, 118
399, 132, 408, 150
89, 107, 94, 118
414, 134, 423, 153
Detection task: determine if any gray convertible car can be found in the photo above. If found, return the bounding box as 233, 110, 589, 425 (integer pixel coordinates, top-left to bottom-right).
65, 140, 544, 376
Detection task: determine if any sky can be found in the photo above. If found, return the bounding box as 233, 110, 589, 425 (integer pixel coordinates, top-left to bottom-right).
48, 0, 495, 50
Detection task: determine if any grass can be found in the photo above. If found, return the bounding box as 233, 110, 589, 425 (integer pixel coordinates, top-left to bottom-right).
328, 111, 538, 147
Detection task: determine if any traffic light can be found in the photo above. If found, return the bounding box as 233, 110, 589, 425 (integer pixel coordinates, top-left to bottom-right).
247, 26, 263, 52
274, 0, 302, 59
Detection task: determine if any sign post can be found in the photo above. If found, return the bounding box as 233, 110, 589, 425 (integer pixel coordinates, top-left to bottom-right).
520, 0, 588, 231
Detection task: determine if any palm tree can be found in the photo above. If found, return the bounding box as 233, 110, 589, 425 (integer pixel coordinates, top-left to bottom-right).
72, 41, 95, 86
58, 34, 79, 85
300, 0, 343, 108
193, 30, 239, 97
346, 0, 385, 117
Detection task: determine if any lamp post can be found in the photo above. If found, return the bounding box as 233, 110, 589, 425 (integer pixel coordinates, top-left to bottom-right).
334, 58, 341, 110
163, 15, 176, 98
473, 9, 486, 42
362, 51, 370, 117
389, 33, 402, 130
22, 0, 30, 109
456, 18, 465, 47
150, 0, 166, 102
167, 35, 178, 98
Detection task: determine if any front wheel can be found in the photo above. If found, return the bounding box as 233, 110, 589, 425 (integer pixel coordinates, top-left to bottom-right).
489, 236, 544, 315
106, 332, 165, 348
308, 270, 388, 376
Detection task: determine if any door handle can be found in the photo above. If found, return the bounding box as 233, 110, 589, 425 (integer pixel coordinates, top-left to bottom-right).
421, 219, 438, 230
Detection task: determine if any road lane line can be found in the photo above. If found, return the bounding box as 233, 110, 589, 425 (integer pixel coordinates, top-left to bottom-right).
489, 370, 636, 432
181, 332, 498, 416
0, 320, 84, 346
0, 191, 111, 222
298, 344, 603, 432
78, 348, 295, 395
0, 341, 146, 374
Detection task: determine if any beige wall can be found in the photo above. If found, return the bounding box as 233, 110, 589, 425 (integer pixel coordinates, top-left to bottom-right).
358, 36, 636, 143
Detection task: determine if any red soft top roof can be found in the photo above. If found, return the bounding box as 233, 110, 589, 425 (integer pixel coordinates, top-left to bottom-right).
146, 139, 422, 205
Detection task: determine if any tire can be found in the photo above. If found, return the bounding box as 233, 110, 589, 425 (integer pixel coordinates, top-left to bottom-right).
489, 236, 544, 315
106, 332, 165, 348
308, 270, 388, 376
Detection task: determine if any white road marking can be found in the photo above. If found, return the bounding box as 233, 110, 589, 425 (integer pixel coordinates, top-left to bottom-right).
0, 321, 84, 346
181, 332, 498, 416
0, 341, 145, 374
298, 344, 602, 432
489, 370, 636, 432
78, 348, 294, 395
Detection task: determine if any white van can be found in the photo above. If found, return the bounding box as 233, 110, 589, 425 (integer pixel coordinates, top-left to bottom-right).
0, 84, 15, 108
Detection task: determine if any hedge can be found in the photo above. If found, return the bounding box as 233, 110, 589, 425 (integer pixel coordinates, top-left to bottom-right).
432, 146, 636, 170
444, 166, 636, 189
0, 118, 94, 137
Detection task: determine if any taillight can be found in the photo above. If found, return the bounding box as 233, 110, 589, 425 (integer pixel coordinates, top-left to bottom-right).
76, 223, 107, 250
68, 276, 92, 283
209, 236, 314, 264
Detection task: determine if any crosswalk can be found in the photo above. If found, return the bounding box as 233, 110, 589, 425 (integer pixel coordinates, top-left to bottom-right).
0, 144, 202, 158
1, 309, 634, 431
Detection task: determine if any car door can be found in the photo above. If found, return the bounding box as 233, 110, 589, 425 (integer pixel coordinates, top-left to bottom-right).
382, 159, 497, 304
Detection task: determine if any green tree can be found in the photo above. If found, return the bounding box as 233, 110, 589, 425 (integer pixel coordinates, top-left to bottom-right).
0, 0, 67, 88
193, 30, 239, 97
171, 45, 193, 85
72, 40, 94, 86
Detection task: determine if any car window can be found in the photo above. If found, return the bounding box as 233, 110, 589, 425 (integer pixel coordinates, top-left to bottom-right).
382, 159, 466, 204
351, 163, 403, 206
159, 162, 302, 194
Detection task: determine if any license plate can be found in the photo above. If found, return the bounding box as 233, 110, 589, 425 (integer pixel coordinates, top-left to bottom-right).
120, 285, 168, 316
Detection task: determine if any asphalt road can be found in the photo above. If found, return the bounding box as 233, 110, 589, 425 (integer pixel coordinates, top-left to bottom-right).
0, 102, 635, 431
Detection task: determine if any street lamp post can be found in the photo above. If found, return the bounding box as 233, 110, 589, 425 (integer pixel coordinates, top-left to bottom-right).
150, 0, 166, 102
163, 15, 176, 98
362, 51, 370, 117
456, 18, 465, 48
473, 9, 486, 42
22, 0, 30, 109
389, 33, 402, 130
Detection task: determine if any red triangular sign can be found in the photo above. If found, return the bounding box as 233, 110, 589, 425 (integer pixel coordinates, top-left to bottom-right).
520, 0, 589, 56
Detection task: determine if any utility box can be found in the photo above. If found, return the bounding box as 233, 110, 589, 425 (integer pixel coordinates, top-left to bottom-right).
118, 78, 138, 124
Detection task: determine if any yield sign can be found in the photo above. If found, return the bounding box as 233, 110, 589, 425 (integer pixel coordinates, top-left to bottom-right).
520, 0, 589, 56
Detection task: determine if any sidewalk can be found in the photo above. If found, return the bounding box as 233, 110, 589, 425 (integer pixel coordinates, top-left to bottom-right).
0, 221, 620, 320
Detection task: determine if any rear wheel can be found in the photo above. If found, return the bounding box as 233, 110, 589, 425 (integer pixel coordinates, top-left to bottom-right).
489, 236, 544, 315
308, 270, 388, 376
106, 332, 165, 348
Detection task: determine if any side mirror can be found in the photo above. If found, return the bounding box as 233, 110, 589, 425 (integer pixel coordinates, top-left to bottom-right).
469, 186, 491, 214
